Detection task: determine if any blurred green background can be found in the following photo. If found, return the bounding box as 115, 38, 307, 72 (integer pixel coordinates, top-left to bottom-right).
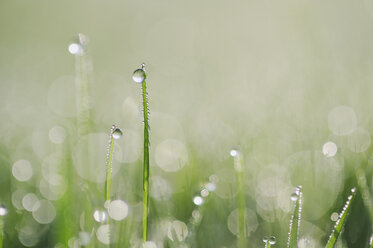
1, 0, 373, 247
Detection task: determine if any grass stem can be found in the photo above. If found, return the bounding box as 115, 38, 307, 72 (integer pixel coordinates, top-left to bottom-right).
141, 79, 150, 243
325, 187, 356, 248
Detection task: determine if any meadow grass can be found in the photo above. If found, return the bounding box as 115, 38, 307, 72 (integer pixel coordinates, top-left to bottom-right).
1, 39, 373, 248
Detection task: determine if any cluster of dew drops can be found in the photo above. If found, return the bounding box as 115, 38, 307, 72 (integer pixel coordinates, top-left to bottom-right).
263, 236, 276, 246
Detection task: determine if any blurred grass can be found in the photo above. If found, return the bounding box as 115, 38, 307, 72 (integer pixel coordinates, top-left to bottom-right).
1, 0, 373, 247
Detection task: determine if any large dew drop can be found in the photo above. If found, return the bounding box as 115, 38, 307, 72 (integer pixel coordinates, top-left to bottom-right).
132, 64, 146, 84
112, 127, 123, 140
269, 236, 276, 245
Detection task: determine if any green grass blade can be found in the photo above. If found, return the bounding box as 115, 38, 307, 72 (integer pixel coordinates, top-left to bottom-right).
141, 77, 150, 243
0, 217, 3, 248
105, 126, 116, 202
231, 149, 247, 248
325, 187, 356, 248
356, 169, 373, 221
72, 33, 93, 136
287, 186, 303, 248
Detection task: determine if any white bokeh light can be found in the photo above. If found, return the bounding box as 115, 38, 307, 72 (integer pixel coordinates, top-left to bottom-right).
322, 141, 338, 158
108, 200, 128, 221
155, 139, 188, 172
328, 106, 357, 136
49, 126, 66, 144
12, 160, 33, 182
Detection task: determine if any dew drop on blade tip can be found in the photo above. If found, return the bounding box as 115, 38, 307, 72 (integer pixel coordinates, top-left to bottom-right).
290, 192, 298, 201
269, 236, 276, 245
112, 128, 123, 140
132, 64, 146, 84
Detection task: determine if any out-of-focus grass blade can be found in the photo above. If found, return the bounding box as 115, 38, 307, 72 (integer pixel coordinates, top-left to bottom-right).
356, 169, 373, 221
287, 186, 303, 248
325, 187, 356, 248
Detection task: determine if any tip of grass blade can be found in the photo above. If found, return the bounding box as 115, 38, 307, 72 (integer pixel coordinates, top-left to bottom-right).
325, 187, 357, 248
287, 186, 303, 248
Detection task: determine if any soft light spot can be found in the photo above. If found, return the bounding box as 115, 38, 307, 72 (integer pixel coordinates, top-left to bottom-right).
205, 182, 216, 192
49, 126, 66, 144
96, 224, 110, 245
39, 177, 66, 201
18, 226, 39, 247
227, 208, 258, 236
328, 106, 357, 136
32, 200, 56, 224
22, 193, 40, 212
12, 160, 33, 182
155, 139, 188, 172
108, 200, 128, 221
230, 149, 239, 157
143, 241, 157, 248
330, 212, 339, 222
0, 205, 7, 216
48, 75, 76, 118
348, 128, 371, 153
193, 196, 204, 206
12, 189, 27, 210
78, 231, 91, 246
73, 133, 121, 183
93, 210, 107, 223
167, 220, 188, 242
68, 43, 83, 55
201, 189, 209, 197
151, 176, 173, 201
322, 142, 338, 158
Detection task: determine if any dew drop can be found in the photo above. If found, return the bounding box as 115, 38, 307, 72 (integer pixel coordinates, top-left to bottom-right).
322, 141, 338, 158
68, 43, 83, 55
0, 204, 8, 216
230, 149, 239, 157
290, 193, 298, 201
262, 236, 269, 243
330, 212, 339, 222
269, 236, 276, 245
132, 64, 146, 84
201, 189, 209, 197
112, 128, 123, 140
351, 187, 356, 193
193, 196, 204, 206
93, 210, 107, 223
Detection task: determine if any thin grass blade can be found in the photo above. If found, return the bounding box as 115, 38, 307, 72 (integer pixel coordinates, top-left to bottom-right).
287, 186, 303, 248
325, 187, 356, 248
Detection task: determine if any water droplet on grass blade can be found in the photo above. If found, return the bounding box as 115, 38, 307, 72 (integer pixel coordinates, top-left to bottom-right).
290, 193, 298, 201
93, 210, 107, 223
0, 204, 8, 216
230, 149, 239, 157
193, 196, 204, 206
132, 64, 146, 83
68, 43, 83, 55
112, 127, 123, 140
263, 236, 269, 243
269, 236, 276, 245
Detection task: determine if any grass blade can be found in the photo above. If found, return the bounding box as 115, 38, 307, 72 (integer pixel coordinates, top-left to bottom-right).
132, 63, 150, 243
325, 187, 356, 248
104, 125, 122, 246
231, 149, 247, 248
70, 33, 93, 136
287, 186, 303, 248
263, 236, 276, 248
